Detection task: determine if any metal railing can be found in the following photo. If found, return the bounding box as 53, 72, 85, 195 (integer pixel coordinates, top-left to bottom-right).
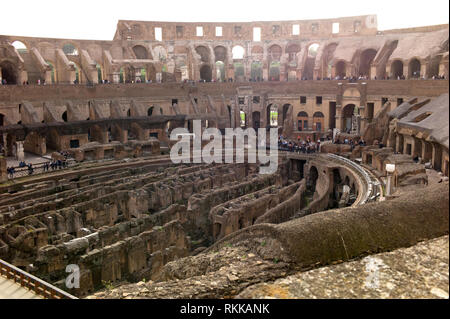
0, 259, 77, 299
7, 159, 76, 180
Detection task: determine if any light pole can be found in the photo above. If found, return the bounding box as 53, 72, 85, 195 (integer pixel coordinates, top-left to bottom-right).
385, 163, 396, 196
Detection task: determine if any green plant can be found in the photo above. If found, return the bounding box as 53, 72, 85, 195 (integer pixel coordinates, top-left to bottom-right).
273, 258, 279, 264
261, 240, 266, 247
102, 280, 114, 291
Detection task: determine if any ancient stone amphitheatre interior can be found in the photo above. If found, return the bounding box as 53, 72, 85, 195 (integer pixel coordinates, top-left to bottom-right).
0, 9, 448, 300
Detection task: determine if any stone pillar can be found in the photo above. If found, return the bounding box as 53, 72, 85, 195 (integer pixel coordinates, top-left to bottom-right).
403, 64, 409, 79
420, 63, 427, 79
16, 141, 24, 161
432, 143, 442, 170
422, 140, 432, 163
370, 65, 377, 79
112, 72, 120, 83
0, 157, 7, 183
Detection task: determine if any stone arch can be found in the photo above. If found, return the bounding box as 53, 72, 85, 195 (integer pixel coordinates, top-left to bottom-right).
195, 46, 210, 63
358, 48, 377, 77
408, 58, 421, 78
267, 104, 278, 127
427, 55, 441, 78
321, 43, 338, 78
46, 61, 57, 83
286, 43, 300, 62
12, 41, 28, 52
391, 60, 404, 78
132, 45, 149, 59
342, 104, 356, 132
268, 44, 282, 61
215, 61, 225, 81
303, 43, 320, 80
335, 60, 347, 78
251, 61, 263, 81
200, 64, 212, 82
0, 60, 18, 84
214, 46, 227, 62
231, 45, 245, 60
62, 43, 79, 56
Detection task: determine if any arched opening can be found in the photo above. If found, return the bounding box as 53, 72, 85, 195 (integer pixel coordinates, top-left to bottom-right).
132, 45, 149, 59
195, 46, 210, 63
303, 43, 319, 80
408, 58, 421, 78
215, 61, 225, 82
268, 45, 282, 81
321, 43, 338, 79
62, 111, 68, 122
309, 166, 319, 192
391, 60, 403, 78
200, 64, 212, 82
62, 43, 78, 56
0, 61, 18, 84
12, 41, 27, 53
46, 61, 56, 84
214, 46, 227, 82
119, 67, 125, 83
267, 104, 278, 127
232, 45, 245, 60
227, 105, 232, 127
0, 113, 4, 126
214, 46, 227, 62
286, 44, 300, 63
147, 106, 154, 116
233, 62, 245, 81
239, 110, 246, 128
297, 111, 308, 131
269, 61, 280, 81
252, 111, 260, 129
282, 104, 292, 124
96, 64, 103, 83
359, 49, 377, 77
313, 111, 325, 132
72, 62, 82, 84
335, 61, 346, 78
342, 104, 356, 132
250, 61, 263, 81
427, 55, 441, 78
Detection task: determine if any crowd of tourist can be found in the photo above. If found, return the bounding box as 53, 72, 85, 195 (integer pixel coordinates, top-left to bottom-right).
278, 134, 325, 153
2, 73, 447, 86
6, 156, 70, 179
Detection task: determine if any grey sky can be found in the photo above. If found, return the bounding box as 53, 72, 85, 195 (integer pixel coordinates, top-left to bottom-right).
1, 0, 448, 40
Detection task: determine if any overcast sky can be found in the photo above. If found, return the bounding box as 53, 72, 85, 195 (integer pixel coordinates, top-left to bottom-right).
1, 0, 448, 40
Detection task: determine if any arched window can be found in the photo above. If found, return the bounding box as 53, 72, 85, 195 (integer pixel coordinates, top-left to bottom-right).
12, 41, 27, 52
308, 43, 320, 58
297, 111, 309, 131
391, 60, 404, 78
232, 46, 245, 60
313, 112, 325, 132
63, 43, 78, 55
132, 45, 149, 59
409, 58, 421, 78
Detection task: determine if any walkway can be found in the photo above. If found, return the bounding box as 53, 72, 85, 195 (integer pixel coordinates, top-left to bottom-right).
0, 275, 43, 299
